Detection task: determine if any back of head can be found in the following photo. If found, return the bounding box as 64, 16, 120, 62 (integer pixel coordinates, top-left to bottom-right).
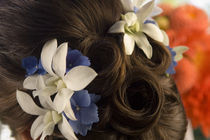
0, 0, 187, 140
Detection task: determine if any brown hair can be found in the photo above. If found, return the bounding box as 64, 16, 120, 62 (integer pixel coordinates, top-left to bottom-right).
0, 0, 187, 139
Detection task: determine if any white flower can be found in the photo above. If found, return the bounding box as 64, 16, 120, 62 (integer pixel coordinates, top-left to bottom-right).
121, 0, 162, 17
173, 46, 189, 61
161, 30, 189, 61
16, 90, 78, 140
23, 39, 97, 120
109, 0, 164, 58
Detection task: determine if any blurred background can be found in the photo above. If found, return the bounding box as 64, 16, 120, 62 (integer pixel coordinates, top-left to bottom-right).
0, 0, 210, 140
155, 0, 210, 140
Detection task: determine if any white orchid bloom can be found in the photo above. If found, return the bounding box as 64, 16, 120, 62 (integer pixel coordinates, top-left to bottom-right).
121, 0, 163, 18
161, 30, 189, 61
16, 90, 77, 140
173, 46, 189, 61
23, 39, 97, 120
161, 30, 170, 46
109, 0, 164, 58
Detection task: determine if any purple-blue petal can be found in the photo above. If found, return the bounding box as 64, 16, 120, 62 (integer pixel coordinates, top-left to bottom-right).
89, 94, 101, 103
134, 6, 139, 13
144, 20, 157, 25
71, 90, 91, 107
166, 65, 176, 74
22, 56, 38, 76
67, 50, 81, 66
68, 119, 92, 136
70, 98, 81, 120
166, 46, 177, 74
79, 103, 99, 125
71, 97, 77, 108
63, 112, 91, 136
74, 55, 90, 68
26, 67, 38, 76
66, 50, 91, 72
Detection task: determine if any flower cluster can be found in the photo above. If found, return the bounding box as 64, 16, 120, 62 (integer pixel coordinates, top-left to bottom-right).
108, 0, 185, 75
155, 4, 210, 137
17, 39, 100, 140
109, 0, 164, 58
67, 90, 101, 136
166, 45, 188, 74
161, 30, 188, 74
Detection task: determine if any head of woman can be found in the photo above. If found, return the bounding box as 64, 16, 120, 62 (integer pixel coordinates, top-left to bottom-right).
0, 0, 187, 139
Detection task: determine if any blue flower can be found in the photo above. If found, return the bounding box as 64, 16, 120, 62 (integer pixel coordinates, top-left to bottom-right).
144, 19, 156, 25
65, 90, 100, 136
166, 46, 178, 74
22, 56, 46, 76
66, 49, 91, 73
134, 6, 139, 13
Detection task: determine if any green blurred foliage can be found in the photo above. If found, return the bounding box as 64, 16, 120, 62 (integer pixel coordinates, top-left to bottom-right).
194, 128, 210, 140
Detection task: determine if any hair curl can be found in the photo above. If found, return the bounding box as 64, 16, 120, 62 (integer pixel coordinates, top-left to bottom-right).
0, 0, 187, 139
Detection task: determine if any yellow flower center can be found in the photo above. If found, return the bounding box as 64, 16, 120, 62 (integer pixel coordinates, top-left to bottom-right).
125, 21, 140, 34
43, 111, 62, 125
54, 79, 66, 90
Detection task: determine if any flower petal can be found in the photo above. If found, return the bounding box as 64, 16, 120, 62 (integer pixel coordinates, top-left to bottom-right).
23, 75, 38, 90
45, 76, 60, 86
71, 90, 91, 107
68, 120, 92, 136
39, 96, 53, 110
32, 86, 57, 97
36, 75, 46, 90
41, 39, 57, 76
173, 46, 189, 62
136, 0, 155, 22
142, 23, 164, 42
161, 30, 169, 46
52, 111, 62, 124
123, 34, 135, 55
40, 122, 55, 140
66, 50, 91, 72
79, 104, 99, 124
64, 66, 97, 91
52, 42, 68, 78
134, 33, 153, 59
150, 6, 163, 17
38, 59, 47, 75
16, 90, 47, 115
54, 88, 74, 114
89, 94, 101, 103
58, 114, 78, 140
22, 56, 38, 76
121, 0, 134, 12
30, 116, 44, 140
56, 79, 66, 91
64, 99, 77, 121
133, 0, 144, 8
34, 90, 56, 110
144, 19, 157, 25
108, 21, 126, 33
73, 55, 91, 68
43, 111, 53, 124
124, 12, 138, 26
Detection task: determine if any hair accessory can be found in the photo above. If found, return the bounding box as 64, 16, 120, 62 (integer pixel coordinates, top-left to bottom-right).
16, 39, 99, 140
108, 0, 164, 58
22, 56, 47, 76
109, 0, 188, 73
162, 31, 189, 74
